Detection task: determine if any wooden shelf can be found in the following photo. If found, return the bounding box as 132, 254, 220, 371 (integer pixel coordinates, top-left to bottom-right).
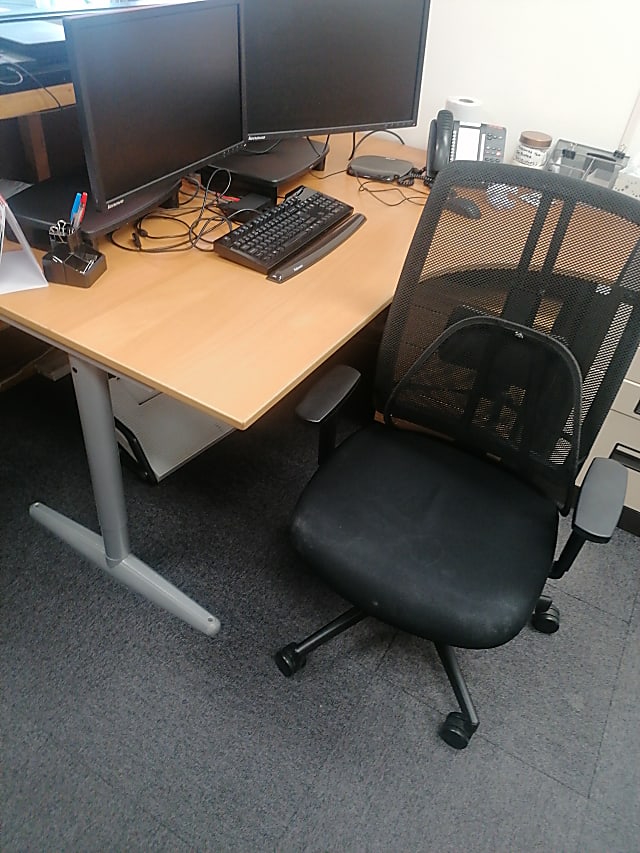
0, 82, 75, 120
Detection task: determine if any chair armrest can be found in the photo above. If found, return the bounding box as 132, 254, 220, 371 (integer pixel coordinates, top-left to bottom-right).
550, 457, 627, 579
295, 364, 361, 424
295, 364, 361, 466
574, 457, 628, 543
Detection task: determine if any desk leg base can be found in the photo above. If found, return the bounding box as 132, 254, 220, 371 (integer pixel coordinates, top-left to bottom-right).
30, 502, 221, 637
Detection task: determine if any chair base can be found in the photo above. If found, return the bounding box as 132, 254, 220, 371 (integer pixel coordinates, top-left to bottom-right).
532, 595, 560, 633
274, 642, 307, 676
274, 607, 366, 676
440, 712, 476, 750
275, 593, 564, 746
274, 609, 481, 749
434, 643, 479, 748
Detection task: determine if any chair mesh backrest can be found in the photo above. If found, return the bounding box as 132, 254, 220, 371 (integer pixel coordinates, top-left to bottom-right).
376, 161, 640, 508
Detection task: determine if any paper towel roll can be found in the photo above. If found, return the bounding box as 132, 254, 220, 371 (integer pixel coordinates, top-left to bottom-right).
445, 96, 483, 123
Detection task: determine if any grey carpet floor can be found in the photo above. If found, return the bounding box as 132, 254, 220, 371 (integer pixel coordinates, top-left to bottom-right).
1, 367, 639, 853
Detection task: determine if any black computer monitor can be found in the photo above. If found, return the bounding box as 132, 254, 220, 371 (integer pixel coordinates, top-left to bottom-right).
63, 0, 244, 217
242, 0, 431, 142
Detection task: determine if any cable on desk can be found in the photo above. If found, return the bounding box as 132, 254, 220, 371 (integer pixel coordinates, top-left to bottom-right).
107, 145, 427, 254
0, 64, 23, 86
178, 176, 202, 206
109, 209, 226, 254
353, 176, 430, 208
108, 171, 236, 253
187, 167, 249, 249
305, 135, 331, 159
0, 61, 64, 109
108, 220, 195, 253
348, 129, 406, 161
236, 135, 330, 160
235, 139, 281, 156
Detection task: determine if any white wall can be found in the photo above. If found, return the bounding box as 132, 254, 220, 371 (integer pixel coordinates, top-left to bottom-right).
399, 0, 640, 162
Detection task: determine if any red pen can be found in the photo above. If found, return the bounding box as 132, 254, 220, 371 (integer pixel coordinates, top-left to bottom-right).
73, 192, 88, 230
77, 192, 88, 227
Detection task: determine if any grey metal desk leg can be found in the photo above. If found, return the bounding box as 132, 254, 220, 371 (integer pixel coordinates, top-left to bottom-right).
29, 355, 220, 637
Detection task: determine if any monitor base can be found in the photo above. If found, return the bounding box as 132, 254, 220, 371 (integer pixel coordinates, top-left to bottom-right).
205, 137, 328, 201
8, 175, 180, 251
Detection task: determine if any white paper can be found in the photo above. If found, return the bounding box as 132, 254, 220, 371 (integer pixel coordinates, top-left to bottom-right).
0, 195, 48, 294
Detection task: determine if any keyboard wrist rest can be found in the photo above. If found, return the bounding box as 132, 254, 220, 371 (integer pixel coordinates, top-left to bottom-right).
267, 213, 367, 283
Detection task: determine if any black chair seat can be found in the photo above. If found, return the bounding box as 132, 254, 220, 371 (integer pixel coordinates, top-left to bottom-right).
292, 423, 559, 649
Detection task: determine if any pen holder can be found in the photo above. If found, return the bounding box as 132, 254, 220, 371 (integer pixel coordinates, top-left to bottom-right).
43, 224, 107, 288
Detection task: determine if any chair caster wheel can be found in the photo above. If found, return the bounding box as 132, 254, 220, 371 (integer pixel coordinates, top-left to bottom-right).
532, 603, 560, 634
439, 712, 474, 749
274, 643, 306, 677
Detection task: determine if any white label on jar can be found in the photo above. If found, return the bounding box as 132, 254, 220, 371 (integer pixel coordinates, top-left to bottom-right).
513, 143, 549, 169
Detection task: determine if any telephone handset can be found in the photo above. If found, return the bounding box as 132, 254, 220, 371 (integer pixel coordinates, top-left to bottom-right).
426, 109, 507, 179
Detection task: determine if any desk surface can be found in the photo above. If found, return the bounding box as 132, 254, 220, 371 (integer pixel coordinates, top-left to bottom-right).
0, 82, 74, 120
0, 135, 426, 428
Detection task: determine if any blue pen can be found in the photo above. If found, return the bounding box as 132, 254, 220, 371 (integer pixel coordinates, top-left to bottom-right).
69, 192, 81, 225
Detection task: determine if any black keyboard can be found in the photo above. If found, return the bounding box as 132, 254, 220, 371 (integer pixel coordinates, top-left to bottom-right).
213, 186, 356, 275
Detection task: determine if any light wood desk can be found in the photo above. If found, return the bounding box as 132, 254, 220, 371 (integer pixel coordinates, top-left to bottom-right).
0, 82, 75, 120
0, 133, 427, 635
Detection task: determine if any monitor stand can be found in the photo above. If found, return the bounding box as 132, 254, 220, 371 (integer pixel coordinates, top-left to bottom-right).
205, 137, 328, 202
8, 174, 180, 251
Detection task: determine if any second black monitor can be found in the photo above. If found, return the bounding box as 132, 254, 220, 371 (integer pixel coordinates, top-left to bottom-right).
242, 0, 431, 142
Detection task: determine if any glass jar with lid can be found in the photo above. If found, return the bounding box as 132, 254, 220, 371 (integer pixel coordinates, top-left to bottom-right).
513, 131, 552, 169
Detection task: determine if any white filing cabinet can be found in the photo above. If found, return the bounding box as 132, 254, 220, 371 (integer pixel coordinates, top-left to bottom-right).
580, 347, 640, 516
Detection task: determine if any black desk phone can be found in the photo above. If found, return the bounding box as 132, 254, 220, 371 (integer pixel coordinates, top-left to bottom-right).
426, 109, 507, 180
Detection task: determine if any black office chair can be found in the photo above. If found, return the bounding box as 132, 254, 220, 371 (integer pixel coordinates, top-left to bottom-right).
274, 161, 640, 748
